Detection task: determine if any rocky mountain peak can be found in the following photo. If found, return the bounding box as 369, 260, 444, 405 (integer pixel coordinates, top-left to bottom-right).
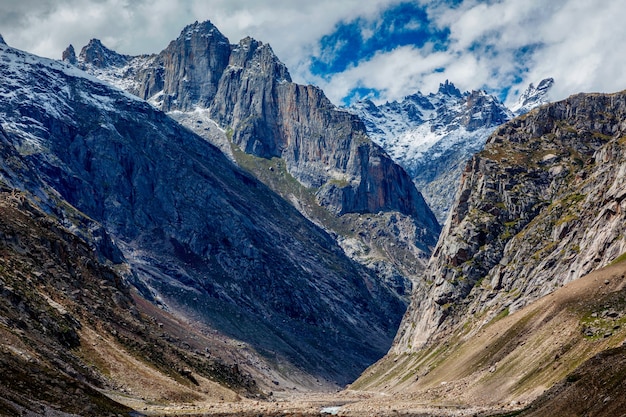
0, 34, 6, 45
511, 77, 555, 115
349, 84, 513, 222
230, 36, 291, 83
462, 89, 512, 131
61, 44, 77, 64
438, 80, 462, 98
78, 38, 130, 68
180, 19, 226, 41
155, 20, 231, 110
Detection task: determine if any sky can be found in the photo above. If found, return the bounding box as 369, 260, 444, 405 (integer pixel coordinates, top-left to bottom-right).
1, 0, 626, 107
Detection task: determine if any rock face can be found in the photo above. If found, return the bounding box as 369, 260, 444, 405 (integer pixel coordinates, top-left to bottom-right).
350, 81, 513, 223
0, 41, 406, 385
71, 20, 440, 300
393, 90, 626, 352
77, 21, 436, 224
79, 38, 131, 69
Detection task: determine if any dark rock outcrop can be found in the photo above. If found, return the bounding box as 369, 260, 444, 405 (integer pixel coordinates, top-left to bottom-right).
61, 44, 77, 64
79, 38, 130, 68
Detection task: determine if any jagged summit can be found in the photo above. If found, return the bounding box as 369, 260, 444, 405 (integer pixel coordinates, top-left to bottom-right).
61, 44, 76, 64
79, 38, 130, 68
0, 34, 6, 45
230, 36, 292, 83
511, 77, 555, 115
438, 80, 462, 98
180, 19, 227, 40
350, 85, 512, 222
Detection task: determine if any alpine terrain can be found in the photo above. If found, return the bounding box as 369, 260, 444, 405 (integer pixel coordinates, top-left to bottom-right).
350, 78, 554, 223
0, 28, 419, 414
65, 21, 441, 299
350, 90, 626, 416
1, 14, 625, 417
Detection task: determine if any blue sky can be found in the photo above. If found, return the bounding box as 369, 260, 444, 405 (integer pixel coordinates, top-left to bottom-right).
2, 0, 626, 107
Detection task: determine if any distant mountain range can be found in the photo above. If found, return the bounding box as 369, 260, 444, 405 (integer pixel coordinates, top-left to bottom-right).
349, 78, 554, 222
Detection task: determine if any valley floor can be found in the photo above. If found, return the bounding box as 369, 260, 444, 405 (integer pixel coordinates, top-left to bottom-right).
106, 389, 521, 417
104, 260, 626, 417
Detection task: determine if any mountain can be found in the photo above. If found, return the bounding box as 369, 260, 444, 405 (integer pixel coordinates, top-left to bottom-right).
394, 89, 626, 352
511, 77, 555, 116
68, 21, 441, 297
349, 81, 513, 223
0, 182, 262, 415
345, 90, 626, 414
0, 36, 406, 395
348, 258, 626, 414
349, 79, 555, 223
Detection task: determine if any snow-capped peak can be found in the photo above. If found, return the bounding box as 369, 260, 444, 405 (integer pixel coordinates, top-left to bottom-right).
511, 77, 554, 116
437, 80, 462, 98
348, 84, 513, 222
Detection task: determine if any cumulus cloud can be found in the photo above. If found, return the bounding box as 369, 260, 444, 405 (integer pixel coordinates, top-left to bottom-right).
1, 0, 625, 107
310, 0, 626, 105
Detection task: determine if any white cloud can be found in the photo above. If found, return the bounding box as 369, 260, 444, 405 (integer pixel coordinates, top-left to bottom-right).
311, 45, 454, 104
1, 0, 625, 107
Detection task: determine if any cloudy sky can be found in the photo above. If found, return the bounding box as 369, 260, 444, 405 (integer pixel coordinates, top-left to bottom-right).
2, 0, 626, 106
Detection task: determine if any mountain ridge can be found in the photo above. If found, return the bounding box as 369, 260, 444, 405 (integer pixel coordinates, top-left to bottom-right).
0, 38, 405, 390
68, 20, 441, 303
393, 89, 626, 352
349, 79, 554, 223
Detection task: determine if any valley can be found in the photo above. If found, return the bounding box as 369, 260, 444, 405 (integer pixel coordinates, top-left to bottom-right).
1, 15, 626, 417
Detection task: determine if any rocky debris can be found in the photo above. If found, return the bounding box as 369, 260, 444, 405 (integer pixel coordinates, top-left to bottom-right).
394, 89, 626, 352
517, 345, 626, 417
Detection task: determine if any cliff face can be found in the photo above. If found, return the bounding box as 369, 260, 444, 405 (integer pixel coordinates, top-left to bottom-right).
72, 20, 440, 302
0, 41, 406, 387
394, 91, 626, 352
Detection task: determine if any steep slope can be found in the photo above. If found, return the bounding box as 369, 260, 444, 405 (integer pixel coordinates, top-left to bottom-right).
350, 81, 513, 222
394, 90, 626, 353
70, 21, 441, 296
517, 345, 626, 417
0, 40, 405, 387
0, 182, 262, 416
350, 79, 555, 223
347, 260, 626, 413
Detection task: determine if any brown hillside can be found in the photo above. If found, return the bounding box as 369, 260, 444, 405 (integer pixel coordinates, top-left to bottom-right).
348, 260, 626, 413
